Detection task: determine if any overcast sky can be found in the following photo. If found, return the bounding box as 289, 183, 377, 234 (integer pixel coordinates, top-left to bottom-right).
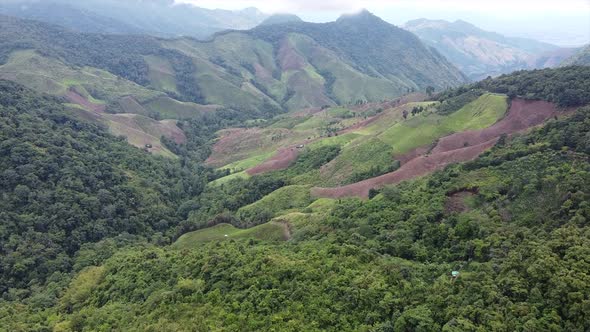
177, 0, 590, 46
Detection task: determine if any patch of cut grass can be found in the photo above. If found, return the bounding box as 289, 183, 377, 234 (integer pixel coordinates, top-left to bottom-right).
172, 222, 287, 247
208, 171, 250, 187
237, 185, 313, 220
218, 151, 275, 173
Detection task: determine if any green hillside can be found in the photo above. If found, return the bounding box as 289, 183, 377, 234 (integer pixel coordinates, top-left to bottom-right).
173, 222, 288, 247
0, 13, 466, 113
0, 80, 210, 297
5, 92, 589, 331
0, 49, 162, 105
379, 94, 508, 154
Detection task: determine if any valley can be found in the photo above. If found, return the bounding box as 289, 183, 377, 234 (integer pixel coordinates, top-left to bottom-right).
0, 5, 589, 331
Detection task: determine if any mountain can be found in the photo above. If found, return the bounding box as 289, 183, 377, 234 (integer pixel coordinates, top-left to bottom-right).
260, 13, 304, 26
562, 45, 590, 66
0, 0, 268, 38
231, 10, 467, 109
404, 18, 577, 80
0, 12, 467, 113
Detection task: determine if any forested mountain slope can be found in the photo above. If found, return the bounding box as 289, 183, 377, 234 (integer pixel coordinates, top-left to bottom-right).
1, 69, 589, 331
405, 19, 576, 80
0, 80, 216, 297
0, 13, 466, 113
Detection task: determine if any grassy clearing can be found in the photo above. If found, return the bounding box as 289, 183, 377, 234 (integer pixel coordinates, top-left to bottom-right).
208, 171, 250, 187
308, 132, 361, 148
353, 102, 437, 136
378, 93, 508, 155
269, 115, 312, 129
319, 136, 394, 185
219, 151, 276, 173
237, 185, 313, 219
144, 55, 178, 94
172, 222, 287, 247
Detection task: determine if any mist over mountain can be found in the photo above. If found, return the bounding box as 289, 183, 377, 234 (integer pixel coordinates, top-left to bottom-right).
1, 3, 590, 331
0, 0, 268, 38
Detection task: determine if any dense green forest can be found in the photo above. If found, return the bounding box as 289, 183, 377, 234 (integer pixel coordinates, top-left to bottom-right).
0, 80, 210, 296
0, 67, 589, 331
3, 104, 589, 331
437, 66, 590, 107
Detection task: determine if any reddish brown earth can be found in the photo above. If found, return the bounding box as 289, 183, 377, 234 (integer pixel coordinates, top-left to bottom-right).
278, 38, 306, 71
313, 99, 564, 199
205, 128, 271, 167
445, 188, 478, 214
339, 96, 430, 135
432, 99, 561, 154
65, 90, 106, 113
247, 147, 299, 175
312, 139, 498, 199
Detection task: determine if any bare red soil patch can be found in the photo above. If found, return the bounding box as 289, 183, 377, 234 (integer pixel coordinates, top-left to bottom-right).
65, 90, 106, 113
205, 128, 269, 167
313, 99, 564, 199
313, 139, 497, 199
157, 119, 187, 144
445, 188, 478, 214
432, 99, 561, 154
278, 38, 306, 71
247, 147, 299, 175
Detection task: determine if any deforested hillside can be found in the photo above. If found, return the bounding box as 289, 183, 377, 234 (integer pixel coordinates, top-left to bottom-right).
0, 12, 467, 113
1, 68, 589, 331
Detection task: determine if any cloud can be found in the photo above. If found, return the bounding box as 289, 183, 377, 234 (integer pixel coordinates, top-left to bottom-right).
177, 0, 590, 15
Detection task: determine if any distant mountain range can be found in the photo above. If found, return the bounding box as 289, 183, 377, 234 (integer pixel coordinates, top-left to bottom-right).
0, 0, 268, 39
405, 18, 579, 80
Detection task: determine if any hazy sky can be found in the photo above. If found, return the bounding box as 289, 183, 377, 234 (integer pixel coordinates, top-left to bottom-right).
177, 0, 590, 46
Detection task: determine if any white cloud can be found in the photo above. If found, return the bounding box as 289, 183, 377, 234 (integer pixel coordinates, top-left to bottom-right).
176, 0, 590, 45
177, 0, 589, 16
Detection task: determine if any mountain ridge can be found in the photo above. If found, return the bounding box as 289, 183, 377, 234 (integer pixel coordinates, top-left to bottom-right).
0, 12, 467, 113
